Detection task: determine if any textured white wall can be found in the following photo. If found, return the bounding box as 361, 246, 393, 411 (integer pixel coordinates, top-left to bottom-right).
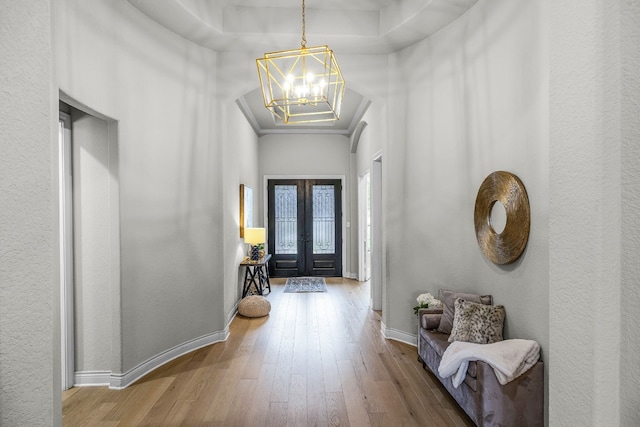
387, 0, 549, 336
548, 0, 640, 424
355, 107, 384, 177
620, 1, 640, 424
71, 111, 113, 372
54, 0, 224, 373
259, 134, 351, 178
549, 0, 627, 424
352, 93, 386, 285
386, 0, 549, 398
0, 1, 59, 425
221, 99, 260, 323
216, 50, 263, 322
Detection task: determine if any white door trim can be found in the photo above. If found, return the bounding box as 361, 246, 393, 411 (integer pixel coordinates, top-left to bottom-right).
358, 171, 371, 282
58, 111, 74, 390
370, 152, 383, 310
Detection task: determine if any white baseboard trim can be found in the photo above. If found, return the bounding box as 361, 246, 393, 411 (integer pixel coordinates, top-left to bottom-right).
381, 321, 417, 347
109, 328, 229, 390
74, 371, 111, 387
227, 301, 239, 326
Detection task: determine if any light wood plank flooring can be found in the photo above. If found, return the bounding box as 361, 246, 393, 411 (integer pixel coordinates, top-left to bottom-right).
63, 278, 474, 426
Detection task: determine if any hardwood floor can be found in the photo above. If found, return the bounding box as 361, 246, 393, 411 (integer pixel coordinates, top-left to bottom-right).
63, 278, 474, 426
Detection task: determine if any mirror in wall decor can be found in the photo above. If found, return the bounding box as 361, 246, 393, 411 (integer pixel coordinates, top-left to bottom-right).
474, 171, 530, 265
239, 184, 253, 238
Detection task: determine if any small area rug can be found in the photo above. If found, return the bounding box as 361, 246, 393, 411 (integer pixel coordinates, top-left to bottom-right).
284, 277, 328, 293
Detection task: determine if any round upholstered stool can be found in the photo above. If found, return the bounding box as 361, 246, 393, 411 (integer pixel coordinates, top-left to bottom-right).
238, 295, 271, 318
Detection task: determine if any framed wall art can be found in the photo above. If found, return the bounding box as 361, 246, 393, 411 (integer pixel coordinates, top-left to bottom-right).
239, 184, 253, 238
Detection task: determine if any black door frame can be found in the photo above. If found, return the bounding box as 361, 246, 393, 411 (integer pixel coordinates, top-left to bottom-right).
266, 177, 344, 278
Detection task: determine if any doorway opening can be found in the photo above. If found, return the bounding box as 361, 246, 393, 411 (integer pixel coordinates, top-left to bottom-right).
58, 111, 74, 391
370, 153, 383, 311
267, 179, 343, 277
358, 172, 371, 282
58, 97, 121, 390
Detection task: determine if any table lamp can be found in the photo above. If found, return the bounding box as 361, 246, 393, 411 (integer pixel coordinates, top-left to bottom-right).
244, 227, 266, 260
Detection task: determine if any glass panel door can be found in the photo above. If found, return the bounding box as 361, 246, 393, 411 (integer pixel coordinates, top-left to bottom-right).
274, 185, 298, 255
312, 185, 335, 254
268, 179, 342, 277
268, 180, 304, 277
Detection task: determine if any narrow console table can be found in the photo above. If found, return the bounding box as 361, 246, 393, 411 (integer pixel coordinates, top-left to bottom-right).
240, 254, 271, 298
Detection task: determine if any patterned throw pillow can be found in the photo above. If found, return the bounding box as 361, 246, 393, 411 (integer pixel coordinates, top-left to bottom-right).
448, 298, 506, 344
437, 289, 493, 334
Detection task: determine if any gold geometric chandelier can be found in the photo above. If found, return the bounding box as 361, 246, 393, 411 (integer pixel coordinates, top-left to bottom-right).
256, 0, 345, 125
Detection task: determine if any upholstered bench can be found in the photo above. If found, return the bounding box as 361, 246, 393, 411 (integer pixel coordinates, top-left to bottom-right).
417, 290, 544, 426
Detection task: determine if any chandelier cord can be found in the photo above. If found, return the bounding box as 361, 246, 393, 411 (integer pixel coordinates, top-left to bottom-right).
301, 0, 306, 48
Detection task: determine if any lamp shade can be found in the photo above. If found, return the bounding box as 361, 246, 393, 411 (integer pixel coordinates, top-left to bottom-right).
244, 228, 266, 245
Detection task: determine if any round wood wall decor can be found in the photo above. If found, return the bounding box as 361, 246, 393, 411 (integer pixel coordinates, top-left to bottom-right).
474, 171, 530, 265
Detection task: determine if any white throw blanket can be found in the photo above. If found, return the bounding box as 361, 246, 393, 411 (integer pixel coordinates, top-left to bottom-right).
438, 339, 540, 388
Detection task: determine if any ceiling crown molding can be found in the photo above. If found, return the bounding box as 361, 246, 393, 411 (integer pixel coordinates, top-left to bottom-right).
127, 0, 478, 55
127, 0, 477, 135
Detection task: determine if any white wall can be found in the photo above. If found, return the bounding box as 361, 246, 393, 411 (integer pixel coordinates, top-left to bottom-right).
341, 53, 388, 180
355, 108, 383, 176
70, 110, 114, 374
549, 0, 640, 425
221, 96, 260, 323
620, 1, 640, 423
386, 0, 549, 340
385, 0, 549, 394
259, 133, 351, 178
353, 86, 386, 294
0, 1, 59, 425
549, 0, 619, 423
216, 50, 263, 322
54, 0, 226, 377
379, 0, 640, 424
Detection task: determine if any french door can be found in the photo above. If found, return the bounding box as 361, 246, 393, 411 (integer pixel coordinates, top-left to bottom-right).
268, 179, 342, 277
